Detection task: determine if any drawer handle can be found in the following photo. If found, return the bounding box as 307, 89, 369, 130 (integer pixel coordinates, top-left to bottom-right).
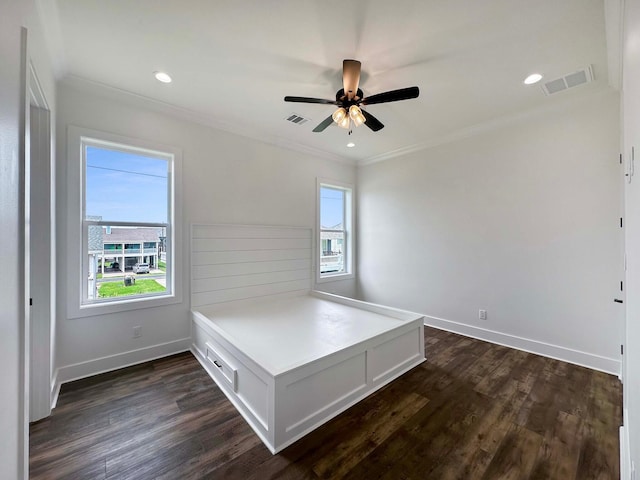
213, 360, 223, 369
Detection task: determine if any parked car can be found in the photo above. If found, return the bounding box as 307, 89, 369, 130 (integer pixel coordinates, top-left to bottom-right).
133, 262, 150, 274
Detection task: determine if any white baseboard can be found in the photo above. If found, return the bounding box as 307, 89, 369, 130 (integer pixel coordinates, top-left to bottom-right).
423, 315, 621, 376
55, 338, 191, 388
621, 417, 631, 480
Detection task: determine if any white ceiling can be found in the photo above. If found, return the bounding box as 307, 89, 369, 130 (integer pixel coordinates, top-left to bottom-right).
41, 0, 616, 164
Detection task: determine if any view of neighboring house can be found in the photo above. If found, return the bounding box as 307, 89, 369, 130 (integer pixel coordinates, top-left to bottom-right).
86, 221, 163, 299
100, 226, 161, 273
320, 222, 345, 274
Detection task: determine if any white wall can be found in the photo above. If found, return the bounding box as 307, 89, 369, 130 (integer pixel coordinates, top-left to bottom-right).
55, 80, 356, 382
623, 0, 640, 474
1, 0, 57, 477
358, 92, 622, 374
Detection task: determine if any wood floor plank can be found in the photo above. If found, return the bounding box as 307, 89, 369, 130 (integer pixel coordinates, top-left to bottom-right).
430, 379, 530, 479
458, 341, 510, 387
158, 417, 263, 480
30, 330, 622, 480
575, 420, 620, 480
345, 384, 491, 480
203, 443, 273, 480
310, 391, 428, 479
480, 424, 544, 480
529, 411, 583, 480
474, 348, 529, 397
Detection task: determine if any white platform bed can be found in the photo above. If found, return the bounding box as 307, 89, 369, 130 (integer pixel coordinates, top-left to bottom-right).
190, 224, 425, 454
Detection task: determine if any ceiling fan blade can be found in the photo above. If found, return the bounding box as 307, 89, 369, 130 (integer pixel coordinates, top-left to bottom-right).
343, 59, 362, 100
284, 96, 338, 105
361, 86, 420, 105
361, 109, 384, 132
312, 115, 334, 132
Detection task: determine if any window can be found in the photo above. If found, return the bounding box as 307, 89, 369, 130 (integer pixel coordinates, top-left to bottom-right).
67, 126, 182, 317
318, 180, 354, 281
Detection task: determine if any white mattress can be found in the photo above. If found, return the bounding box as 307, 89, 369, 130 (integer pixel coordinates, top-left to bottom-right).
195, 294, 409, 375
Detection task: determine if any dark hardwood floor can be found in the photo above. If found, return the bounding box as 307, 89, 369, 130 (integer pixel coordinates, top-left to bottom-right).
30, 327, 622, 479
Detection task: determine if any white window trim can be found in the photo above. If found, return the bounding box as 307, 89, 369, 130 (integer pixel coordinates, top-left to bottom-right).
316, 178, 355, 284
66, 125, 183, 319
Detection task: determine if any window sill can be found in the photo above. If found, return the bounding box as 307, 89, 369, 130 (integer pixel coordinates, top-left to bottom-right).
316, 272, 355, 284
68, 292, 181, 319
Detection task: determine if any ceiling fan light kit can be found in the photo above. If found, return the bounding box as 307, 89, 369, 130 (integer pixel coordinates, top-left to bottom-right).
349, 105, 366, 127
331, 105, 365, 130
284, 59, 419, 134
332, 107, 347, 125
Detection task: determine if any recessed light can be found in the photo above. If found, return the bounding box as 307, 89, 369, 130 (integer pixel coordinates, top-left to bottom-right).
154, 71, 172, 83
524, 73, 543, 85
347, 142, 355, 148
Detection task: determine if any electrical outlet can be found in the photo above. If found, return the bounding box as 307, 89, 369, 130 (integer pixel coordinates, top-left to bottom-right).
479, 309, 487, 321
133, 326, 142, 338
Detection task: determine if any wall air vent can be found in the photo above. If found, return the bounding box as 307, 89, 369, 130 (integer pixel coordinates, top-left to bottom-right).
285, 113, 309, 125
541, 66, 594, 96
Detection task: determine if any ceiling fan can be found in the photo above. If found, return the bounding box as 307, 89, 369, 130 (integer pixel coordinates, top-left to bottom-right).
284, 59, 419, 133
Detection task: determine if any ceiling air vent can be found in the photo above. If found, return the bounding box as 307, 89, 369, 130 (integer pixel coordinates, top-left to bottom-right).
285, 113, 309, 125
541, 66, 594, 96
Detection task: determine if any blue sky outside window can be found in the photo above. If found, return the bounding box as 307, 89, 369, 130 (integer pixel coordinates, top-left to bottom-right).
320, 186, 344, 229
85, 146, 168, 223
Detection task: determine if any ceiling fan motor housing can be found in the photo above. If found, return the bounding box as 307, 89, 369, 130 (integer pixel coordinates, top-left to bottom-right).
336, 88, 364, 105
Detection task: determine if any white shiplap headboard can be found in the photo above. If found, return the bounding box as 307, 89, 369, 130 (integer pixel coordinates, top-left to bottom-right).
191, 224, 312, 309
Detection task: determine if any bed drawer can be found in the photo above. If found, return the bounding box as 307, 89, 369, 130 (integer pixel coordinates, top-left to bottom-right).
205, 341, 237, 391
193, 319, 271, 433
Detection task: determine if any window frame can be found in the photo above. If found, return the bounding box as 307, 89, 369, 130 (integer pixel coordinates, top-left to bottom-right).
316, 178, 355, 283
67, 126, 183, 318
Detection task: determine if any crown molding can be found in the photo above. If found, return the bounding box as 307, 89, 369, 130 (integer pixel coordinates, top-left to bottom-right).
60, 75, 355, 167
60, 76, 617, 171
358, 87, 619, 167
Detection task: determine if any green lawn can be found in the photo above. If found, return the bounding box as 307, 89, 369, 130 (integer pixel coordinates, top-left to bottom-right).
158, 260, 166, 272
98, 279, 166, 298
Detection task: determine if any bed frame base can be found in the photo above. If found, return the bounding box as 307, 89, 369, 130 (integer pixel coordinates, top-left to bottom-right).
191, 296, 424, 454
190, 225, 425, 454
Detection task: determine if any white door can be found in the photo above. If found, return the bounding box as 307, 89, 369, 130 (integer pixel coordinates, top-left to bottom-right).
28, 85, 53, 422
